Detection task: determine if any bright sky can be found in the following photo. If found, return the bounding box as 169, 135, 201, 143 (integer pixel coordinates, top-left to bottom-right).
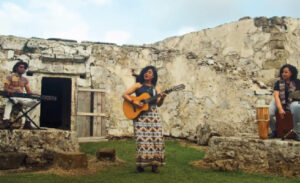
0, 0, 300, 45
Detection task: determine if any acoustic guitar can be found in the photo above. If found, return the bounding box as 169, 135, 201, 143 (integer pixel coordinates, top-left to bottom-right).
123, 84, 185, 119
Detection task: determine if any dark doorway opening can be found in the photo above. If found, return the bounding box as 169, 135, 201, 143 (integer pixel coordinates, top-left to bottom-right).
40, 77, 71, 130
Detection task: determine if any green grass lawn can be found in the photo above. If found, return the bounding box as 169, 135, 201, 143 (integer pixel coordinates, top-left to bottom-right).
0, 140, 300, 183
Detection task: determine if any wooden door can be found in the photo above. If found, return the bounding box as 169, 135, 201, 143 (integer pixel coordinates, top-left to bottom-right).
93, 92, 107, 136
76, 88, 106, 137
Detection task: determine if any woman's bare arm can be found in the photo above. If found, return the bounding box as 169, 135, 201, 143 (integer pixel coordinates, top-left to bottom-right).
274, 90, 285, 118
122, 83, 143, 107
156, 86, 167, 107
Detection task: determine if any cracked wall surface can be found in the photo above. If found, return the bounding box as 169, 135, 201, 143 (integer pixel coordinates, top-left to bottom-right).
1, 17, 300, 142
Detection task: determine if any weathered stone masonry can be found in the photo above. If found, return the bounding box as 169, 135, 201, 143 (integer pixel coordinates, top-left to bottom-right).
0, 17, 300, 143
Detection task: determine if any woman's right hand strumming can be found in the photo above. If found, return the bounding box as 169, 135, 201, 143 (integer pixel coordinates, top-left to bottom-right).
133, 100, 144, 107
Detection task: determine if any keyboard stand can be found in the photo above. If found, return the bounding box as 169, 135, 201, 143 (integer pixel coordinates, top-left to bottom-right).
7, 97, 42, 130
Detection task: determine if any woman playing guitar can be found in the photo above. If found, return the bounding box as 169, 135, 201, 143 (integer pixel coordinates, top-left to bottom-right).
122, 66, 167, 173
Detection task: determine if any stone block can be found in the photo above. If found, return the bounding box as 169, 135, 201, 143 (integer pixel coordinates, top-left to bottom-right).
200, 136, 300, 177
269, 40, 284, 49
52, 65, 64, 73
52, 47, 65, 55
7, 50, 14, 59
0, 51, 6, 59
54, 152, 88, 170
96, 148, 116, 161
254, 90, 272, 95
42, 54, 87, 63
41, 54, 56, 62
254, 17, 269, 27
64, 46, 77, 55
26, 39, 49, 49
186, 52, 198, 59
239, 16, 251, 21
47, 38, 77, 43
0, 152, 26, 170
77, 46, 92, 57
268, 25, 281, 34
0, 129, 80, 167
252, 80, 267, 89
73, 55, 87, 63
270, 16, 284, 26
263, 59, 286, 69
41, 49, 53, 55
271, 33, 286, 41
0, 36, 27, 50
63, 64, 85, 74
196, 123, 220, 145
273, 49, 289, 60
55, 54, 73, 62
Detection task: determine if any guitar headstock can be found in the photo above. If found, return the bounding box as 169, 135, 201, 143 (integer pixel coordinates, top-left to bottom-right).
165, 84, 185, 94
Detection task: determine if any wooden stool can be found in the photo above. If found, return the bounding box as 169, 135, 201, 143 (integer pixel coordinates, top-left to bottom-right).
276, 111, 295, 139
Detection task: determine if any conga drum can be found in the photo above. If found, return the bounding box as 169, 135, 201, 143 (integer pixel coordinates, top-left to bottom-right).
256, 105, 270, 139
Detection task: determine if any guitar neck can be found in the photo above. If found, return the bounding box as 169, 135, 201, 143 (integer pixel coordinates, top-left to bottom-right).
144, 89, 171, 104
144, 94, 160, 104
140, 84, 185, 104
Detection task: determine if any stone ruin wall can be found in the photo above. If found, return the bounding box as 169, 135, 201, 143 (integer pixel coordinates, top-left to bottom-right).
1, 17, 300, 143
196, 136, 300, 177
0, 129, 79, 167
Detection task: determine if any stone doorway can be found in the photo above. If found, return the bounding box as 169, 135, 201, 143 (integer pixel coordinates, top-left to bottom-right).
40, 77, 71, 130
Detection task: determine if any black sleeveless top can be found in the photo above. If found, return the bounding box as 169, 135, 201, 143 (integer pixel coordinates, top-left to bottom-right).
135, 84, 157, 105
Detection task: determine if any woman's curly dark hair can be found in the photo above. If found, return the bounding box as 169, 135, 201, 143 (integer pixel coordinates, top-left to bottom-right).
280, 64, 298, 81
135, 66, 158, 86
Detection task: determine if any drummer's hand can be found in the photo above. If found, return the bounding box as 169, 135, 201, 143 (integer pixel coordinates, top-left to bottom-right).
278, 108, 286, 119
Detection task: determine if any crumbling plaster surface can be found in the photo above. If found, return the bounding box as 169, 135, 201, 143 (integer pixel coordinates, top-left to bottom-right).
1, 17, 300, 142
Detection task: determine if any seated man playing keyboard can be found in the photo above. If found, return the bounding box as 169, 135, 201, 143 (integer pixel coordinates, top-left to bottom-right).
2, 60, 38, 129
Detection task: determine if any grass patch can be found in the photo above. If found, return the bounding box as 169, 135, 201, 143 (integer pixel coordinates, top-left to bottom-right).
0, 140, 299, 183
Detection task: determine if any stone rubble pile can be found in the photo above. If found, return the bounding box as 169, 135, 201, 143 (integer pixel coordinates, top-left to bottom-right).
196, 136, 300, 177
0, 129, 79, 168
